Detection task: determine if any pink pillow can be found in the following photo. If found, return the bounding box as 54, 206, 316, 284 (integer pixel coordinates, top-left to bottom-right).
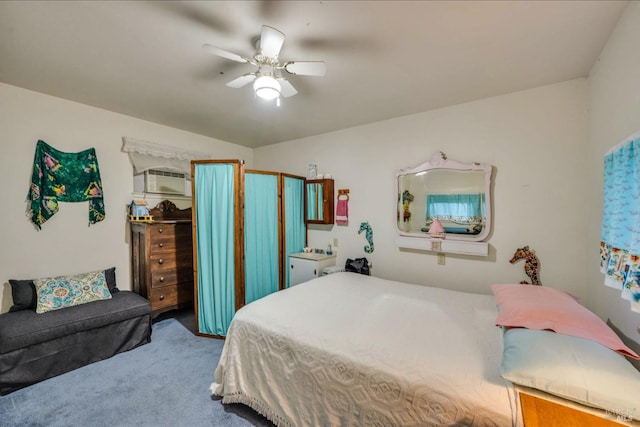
491, 284, 639, 359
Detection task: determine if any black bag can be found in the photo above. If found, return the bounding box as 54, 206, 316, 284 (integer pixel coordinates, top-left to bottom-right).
345, 257, 370, 275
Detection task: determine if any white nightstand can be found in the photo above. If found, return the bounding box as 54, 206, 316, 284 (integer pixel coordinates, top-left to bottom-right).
289, 253, 337, 286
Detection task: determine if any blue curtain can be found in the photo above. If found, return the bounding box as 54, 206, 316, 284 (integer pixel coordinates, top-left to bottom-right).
244, 173, 279, 304
306, 183, 324, 221
426, 193, 485, 222
284, 176, 306, 287
307, 183, 317, 220
317, 184, 324, 220
194, 163, 236, 336
601, 132, 640, 313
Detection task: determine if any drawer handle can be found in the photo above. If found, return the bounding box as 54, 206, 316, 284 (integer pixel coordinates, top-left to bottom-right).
158, 228, 164, 233
158, 258, 164, 264
158, 242, 164, 248
159, 276, 165, 282
159, 295, 165, 301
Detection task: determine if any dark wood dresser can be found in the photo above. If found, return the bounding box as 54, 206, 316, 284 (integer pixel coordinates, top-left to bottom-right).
130, 201, 193, 318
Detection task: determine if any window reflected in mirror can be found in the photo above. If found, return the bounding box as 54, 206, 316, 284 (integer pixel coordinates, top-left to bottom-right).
396, 152, 492, 242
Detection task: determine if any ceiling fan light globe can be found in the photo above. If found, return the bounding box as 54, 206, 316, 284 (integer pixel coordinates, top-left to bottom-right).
256, 87, 280, 100
254, 76, 281, 100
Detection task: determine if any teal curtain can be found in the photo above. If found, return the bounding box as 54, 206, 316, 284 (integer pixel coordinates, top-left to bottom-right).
426, 193, 485, 222
307, 183, 317, 220
601, 132, 640, 313
244, 173, 279, 304
317, 184, 324, 220
306, 183, 324, 221
194, 163, 236, 336
284, 177, 306, 287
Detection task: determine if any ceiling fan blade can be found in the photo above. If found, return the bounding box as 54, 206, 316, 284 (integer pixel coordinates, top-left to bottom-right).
284, 61, 326, 77
202, 44, 250, 63
260, 25, 285, 58
278, 79, 298, 98
226, 74, 256, 88
154, 2, 234, 35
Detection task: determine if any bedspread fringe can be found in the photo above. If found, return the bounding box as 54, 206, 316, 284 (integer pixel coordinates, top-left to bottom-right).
211, 384, 292, 427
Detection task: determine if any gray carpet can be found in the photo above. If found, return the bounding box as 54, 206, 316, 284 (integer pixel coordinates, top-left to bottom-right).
0, 317, 274, 427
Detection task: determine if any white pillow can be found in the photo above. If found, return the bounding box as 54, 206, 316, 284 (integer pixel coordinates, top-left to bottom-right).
501, 327, 640, 421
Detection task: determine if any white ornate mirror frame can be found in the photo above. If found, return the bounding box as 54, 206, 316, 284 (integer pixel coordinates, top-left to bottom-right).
395, 152, 492, 255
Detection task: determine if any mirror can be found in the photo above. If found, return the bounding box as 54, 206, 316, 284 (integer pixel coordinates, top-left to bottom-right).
305, 179, 334, 224
395, 152, 492, 242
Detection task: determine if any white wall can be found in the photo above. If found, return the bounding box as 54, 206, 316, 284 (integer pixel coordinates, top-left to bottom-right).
4, 28, 631, 328
0, 82, 253, 312
587, 2, 640, 341
255, 79, 589, 299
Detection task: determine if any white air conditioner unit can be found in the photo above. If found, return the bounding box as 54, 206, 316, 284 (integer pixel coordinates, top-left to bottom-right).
134, 169, 187, 195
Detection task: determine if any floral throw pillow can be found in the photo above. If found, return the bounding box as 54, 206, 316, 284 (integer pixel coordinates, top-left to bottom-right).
34, 270, 112, 314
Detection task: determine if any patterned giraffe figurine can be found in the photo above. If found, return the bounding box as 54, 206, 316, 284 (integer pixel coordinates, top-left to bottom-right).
358, 222, 374, 254
509, 245, 541, 285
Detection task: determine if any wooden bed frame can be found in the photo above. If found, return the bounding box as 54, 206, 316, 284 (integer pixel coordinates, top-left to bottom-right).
519, 388, 638, 426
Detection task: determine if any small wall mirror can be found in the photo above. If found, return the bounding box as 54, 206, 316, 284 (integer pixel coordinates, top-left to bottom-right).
305, 179, 334, 224
395, 152, 492, 242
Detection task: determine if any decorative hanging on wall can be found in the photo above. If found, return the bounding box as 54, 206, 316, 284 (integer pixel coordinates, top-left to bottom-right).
28, 140, 105, 229
509, 245, 541, 285
336, 189, 349, 225
358, 221, 374, 253
600, 130, 640, 313
401, 190, 414, 222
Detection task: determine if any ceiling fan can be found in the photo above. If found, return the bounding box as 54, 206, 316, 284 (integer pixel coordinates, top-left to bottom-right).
203, 25, 326, 103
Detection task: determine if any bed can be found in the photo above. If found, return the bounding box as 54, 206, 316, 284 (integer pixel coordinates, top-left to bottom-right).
421, 219, 483, 236
212, 273, 518, 426
211, 273, 640, 426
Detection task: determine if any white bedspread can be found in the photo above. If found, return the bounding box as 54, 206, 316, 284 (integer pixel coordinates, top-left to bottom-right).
211, 273, 520, 426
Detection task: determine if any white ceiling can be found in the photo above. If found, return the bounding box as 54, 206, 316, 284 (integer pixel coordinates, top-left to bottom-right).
0, 1, 628, 148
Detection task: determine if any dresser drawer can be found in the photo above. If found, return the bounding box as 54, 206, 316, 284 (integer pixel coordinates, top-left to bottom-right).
150, 269, 193, 289
148, 283, 193, 310
148, 224, 191, 240
148, 235, 192, 254
148, 251, 193, 271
